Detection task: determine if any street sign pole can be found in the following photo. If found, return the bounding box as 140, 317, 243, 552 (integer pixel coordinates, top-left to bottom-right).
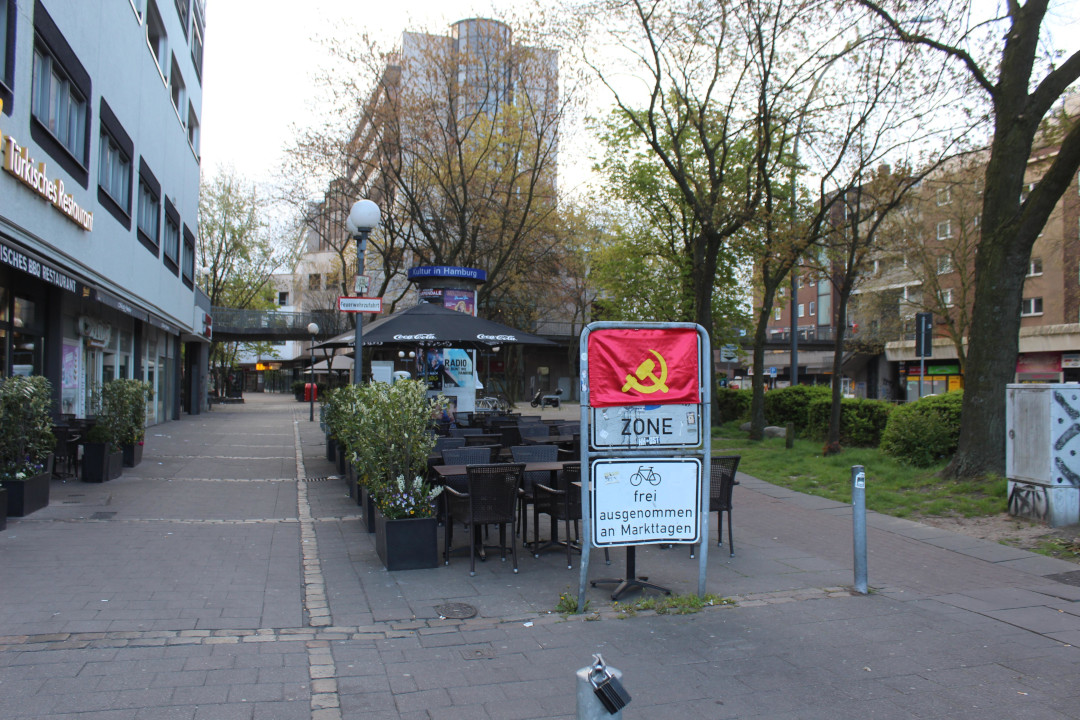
577, 322, 712, 609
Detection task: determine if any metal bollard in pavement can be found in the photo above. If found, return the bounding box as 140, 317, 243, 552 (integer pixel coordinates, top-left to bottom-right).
852, 465, 868, 594
576, 654, 630, 718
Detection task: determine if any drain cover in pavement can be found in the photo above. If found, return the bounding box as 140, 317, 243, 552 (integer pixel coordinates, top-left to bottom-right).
1047, 570, 1080, 587
435, 602, 478, 619
303, 477, 332, 482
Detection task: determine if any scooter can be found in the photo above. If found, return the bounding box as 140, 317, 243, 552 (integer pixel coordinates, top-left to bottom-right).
531, 387, 563, 408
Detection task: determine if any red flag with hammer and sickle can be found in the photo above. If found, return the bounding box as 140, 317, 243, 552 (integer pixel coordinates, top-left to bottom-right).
587, 328, 700, 407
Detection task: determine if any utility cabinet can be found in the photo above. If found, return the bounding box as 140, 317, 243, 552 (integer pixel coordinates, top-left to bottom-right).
1005, 384, 1080, 527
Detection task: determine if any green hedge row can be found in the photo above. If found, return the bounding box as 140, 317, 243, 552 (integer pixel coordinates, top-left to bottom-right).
806, 396, 893, 447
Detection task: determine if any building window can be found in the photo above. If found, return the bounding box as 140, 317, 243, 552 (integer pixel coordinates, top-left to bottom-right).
936, 220, 952, 240
808, 301, 816, 316
138, 179, 160, 247
797, 303, 805, 318
187, 103, 200, 156
182, 225, 195, 288
1021, 297, 1043, 317
32, 44, 87, 161
1027, 257, 1043, 277
98, 127, 131, 212
190, 11, 203, 80
937, 255, 952, 274
163, 199, 180, 273
308, 274, 322, 291
278, 292, 289, 306
169, 56, 185, 118
774, 307, 781, 321
939, 288, 953, 307
0, 0, 13, 112
173, 0, 190, 36
936, 186, 951, 206
145, 0, 167, 76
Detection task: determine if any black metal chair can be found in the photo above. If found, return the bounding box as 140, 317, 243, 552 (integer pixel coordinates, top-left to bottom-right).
440, 447, 493, 491
532, 462, 584, 568
509, 444, 558, 544
465, 433, 501, 447
433, 437, 466, 454
691, 455, 741, 558
443, 463, 525, 575
51, 425, 80, 480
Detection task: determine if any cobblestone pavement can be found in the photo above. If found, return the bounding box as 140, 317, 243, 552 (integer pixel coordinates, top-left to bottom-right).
2, 394, 1080, 719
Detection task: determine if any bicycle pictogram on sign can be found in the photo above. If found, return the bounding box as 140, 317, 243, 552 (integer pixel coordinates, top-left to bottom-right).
628, 466, 662, 487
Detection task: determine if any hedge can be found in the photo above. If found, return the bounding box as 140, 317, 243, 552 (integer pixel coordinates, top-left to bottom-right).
764, 385, 832, 434
879, 390, 963, 467
806, 396, 893, 447
715, 387, 752, 424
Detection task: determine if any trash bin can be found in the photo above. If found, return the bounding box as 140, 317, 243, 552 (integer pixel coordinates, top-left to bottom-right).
304, 383, 318, 402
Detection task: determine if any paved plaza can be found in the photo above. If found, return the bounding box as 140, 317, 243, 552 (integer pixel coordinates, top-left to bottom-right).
2, 394, 1080, 719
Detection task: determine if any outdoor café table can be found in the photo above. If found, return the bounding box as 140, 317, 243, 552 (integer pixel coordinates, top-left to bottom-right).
522, 434, 576, 447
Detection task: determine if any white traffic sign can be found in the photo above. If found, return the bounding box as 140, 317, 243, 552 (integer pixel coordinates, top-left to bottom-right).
590, 457, 701, 546
338, 296, 382, 313
590, 404, 701, 449
353, 274, 370, 294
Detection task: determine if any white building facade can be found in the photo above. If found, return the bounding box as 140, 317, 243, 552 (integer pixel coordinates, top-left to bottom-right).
0, 0, 210, 422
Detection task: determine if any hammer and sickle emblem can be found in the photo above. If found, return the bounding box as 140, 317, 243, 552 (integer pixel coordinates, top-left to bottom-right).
621, 349, 669, 394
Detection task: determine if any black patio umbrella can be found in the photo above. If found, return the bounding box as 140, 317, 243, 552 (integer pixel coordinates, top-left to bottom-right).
315, 303, 555, 351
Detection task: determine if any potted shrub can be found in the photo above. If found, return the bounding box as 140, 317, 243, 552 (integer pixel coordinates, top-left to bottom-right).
104, 379, 153, 467
81, 422, 113, 483
0, 376, 55, 516
373, 474, 443, 570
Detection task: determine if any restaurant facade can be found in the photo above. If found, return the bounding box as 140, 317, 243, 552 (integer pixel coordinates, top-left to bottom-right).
0, 0, 210, 422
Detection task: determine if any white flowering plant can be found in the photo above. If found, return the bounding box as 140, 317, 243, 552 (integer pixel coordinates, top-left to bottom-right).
373, 474, 444, 519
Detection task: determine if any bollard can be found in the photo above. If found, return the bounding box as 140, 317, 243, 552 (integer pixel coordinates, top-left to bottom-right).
851, 465, 868, 594
576, 654, 629, 719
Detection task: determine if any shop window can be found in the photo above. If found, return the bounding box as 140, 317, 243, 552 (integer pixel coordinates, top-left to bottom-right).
1021, 297, 1043, 317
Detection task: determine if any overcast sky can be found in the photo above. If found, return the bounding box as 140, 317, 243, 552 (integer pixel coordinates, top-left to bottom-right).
200, 0, 1080, 196
200, 0, 540, 186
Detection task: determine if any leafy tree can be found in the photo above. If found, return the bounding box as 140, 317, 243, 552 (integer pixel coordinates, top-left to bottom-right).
856, 0, 1080, 477
197, 169, 293, 391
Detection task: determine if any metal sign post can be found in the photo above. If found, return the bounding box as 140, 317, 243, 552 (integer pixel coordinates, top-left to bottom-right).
916, 312, 932, 399
577, 322, 712, 609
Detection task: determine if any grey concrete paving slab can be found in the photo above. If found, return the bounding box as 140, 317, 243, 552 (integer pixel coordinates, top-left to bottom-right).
2, 394, 1080, 719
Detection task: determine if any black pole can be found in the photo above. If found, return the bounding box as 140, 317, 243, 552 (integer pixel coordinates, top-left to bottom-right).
309, 333, 316, 422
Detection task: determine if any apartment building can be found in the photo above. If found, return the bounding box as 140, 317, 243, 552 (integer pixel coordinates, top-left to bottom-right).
758, 107, 1080, 402
0, 0, 210, 421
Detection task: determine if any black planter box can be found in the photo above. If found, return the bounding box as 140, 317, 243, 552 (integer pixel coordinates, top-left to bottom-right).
82, 442, 111, 482
122, 443, 143, 468
359, 485, 376, 532
108, 450, 123, 480
374, 510, 438, 571
0, 472, 50, 517
326, 435, 337, 463
336, 444, 346, 475
346, 461, 357, 499
0, 487, 7, 530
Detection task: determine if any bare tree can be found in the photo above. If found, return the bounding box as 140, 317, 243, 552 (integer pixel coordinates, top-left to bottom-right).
856, 0, 1080, 478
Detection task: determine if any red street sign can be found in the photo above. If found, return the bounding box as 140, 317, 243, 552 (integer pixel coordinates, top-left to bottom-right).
587, 327, 699, 407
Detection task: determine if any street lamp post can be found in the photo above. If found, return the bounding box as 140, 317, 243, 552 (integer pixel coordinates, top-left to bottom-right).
345, 200, 381, 386
307, 322, 319, 422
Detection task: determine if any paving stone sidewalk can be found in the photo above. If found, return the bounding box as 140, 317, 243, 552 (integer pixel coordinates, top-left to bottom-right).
1, 394, 1079, 719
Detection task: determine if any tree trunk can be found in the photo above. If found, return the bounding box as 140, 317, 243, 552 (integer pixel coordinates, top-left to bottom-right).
749, 285, 779, 441
827, 285, 851, 452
